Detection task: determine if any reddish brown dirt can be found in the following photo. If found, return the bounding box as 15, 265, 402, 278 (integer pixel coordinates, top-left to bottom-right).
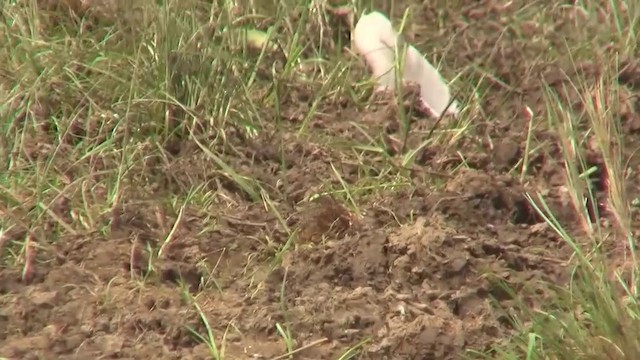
3, 1, 640, 360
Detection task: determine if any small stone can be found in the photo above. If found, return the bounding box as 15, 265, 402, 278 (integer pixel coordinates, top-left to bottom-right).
95, 334, 124, 356
29, 290, 59, 307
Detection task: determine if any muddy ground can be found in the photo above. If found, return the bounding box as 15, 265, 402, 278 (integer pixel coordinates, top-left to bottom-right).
2, 1, 640, 359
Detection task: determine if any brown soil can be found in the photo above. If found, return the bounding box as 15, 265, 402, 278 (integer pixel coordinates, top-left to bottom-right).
2, 1, 640, 360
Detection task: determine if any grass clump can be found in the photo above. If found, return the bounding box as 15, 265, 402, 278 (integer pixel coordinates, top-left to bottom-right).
473, 17, 640, 360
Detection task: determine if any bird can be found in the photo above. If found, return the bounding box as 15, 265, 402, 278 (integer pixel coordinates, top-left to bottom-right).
352, 11, 459, 118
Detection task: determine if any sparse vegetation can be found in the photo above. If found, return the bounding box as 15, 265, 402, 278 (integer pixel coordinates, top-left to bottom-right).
1, 0, 640, 359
